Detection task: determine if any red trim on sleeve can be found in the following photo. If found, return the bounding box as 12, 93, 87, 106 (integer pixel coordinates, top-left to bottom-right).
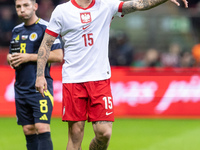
45, 29, 59, 37
118, 2, 124, 13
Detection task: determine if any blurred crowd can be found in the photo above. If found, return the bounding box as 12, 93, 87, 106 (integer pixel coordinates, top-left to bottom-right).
109, 30, 200, 68
0, 0, 200, 67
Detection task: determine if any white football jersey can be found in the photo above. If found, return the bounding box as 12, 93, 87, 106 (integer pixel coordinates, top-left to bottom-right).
46, 0, 124, 83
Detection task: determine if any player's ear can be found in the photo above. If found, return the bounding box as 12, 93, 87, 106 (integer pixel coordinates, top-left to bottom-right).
34, 2, 38, 11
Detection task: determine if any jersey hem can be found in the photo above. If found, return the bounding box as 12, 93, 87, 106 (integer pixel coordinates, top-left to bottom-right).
62, 76, 111, 83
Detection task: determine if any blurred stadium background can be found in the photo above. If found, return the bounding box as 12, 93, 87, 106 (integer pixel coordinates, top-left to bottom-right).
1, 0, 200, 149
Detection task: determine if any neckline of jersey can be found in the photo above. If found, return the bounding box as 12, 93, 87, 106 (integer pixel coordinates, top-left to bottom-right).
24, 18, 40, 27
71, 0, 95, 10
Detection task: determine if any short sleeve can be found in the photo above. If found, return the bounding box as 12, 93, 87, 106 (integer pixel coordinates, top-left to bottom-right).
108, 0, 124, 17
46, 5, 62, 36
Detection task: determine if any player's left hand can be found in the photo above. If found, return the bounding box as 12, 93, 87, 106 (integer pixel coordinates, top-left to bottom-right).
35, 76, 47, 97
170, 0, 188, 8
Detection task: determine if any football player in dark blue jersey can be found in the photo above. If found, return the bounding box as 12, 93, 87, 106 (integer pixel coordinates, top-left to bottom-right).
7, 0, 63, 150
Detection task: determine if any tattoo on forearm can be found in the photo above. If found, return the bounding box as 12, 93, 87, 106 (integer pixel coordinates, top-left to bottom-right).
37, 34, 55, 77
37, 47, 46, 77
122, 0, 168, 14
46, 38, 55, 47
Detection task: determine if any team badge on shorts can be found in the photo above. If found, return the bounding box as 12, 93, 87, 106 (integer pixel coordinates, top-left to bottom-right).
80, 12, 92, 23
29, 32, 38, 41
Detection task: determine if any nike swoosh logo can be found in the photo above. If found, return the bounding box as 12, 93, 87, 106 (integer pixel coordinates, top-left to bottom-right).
106, 112, 113, 116
82, 25, 90, 30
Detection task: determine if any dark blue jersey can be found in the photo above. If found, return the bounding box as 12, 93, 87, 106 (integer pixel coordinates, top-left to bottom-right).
10, 18, 62, 98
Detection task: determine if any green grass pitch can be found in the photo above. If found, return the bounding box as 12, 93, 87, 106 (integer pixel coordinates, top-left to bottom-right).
0, 117, 200, 150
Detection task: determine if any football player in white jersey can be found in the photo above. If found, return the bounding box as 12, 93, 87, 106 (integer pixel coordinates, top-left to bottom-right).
35, 0, 188, 149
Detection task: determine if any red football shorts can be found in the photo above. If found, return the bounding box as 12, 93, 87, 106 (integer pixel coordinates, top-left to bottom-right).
62, 79, 114, 122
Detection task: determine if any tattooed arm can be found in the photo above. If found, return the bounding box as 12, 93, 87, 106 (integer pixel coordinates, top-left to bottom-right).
122, 0, 188, 15
35, 33, 56, 97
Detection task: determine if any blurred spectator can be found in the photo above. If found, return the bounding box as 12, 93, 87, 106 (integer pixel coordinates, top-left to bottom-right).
187, 0, 200, 43
179, 50, 194, 67
37, 0, 55, 21
0, 6, 16, 46
192, 43, 200, 67
109, 34, 118, 66
133, 48, 161, 67
160, 43, 181, 67
109, 31, 134, 66
0, 0, 14, 5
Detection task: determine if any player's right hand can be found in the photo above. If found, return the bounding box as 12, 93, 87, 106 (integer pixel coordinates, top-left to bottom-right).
35, 76, 47, 97
7, 54, 14, 69
169, 0, 188, 8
